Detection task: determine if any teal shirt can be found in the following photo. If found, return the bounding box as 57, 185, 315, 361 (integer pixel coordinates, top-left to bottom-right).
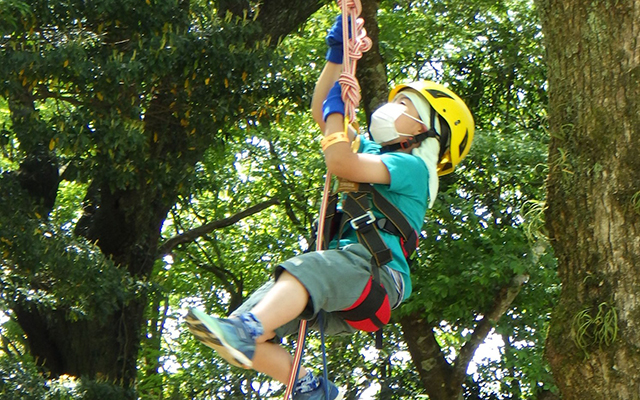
332, 135, 430, 299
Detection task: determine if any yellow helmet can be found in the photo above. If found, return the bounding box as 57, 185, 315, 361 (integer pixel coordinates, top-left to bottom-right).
389, 81, 475, 176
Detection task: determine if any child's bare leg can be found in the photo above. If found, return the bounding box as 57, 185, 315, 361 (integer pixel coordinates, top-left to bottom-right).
247, 270, 311, 382
187, 270, 312, 383
250, 270, 310, 341
251, 340, 309, 384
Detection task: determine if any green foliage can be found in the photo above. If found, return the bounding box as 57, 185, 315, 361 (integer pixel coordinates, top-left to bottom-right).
0, 358, 135, 400
381, 0, 557, 397
548, 147, 576, 186
0, 177, 138, 322
0, 0, 31, 33
522, 199, 547, 242
133, 7, 332, 399
1, 0, 288, 396
571, 302, 618, 356
631, 191, 640, 215
1, 0, 274, 193
0, 355, 48, 400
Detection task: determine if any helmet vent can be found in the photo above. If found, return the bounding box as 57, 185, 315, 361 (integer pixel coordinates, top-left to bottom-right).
459, 130, 469, 155
427, 89, 454, 99
437, 115, 451, 161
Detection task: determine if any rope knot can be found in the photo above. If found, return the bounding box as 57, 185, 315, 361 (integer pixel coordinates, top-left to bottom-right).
339, 73, 362, 121
348, 18, 372, 60
338, 0, 371, 123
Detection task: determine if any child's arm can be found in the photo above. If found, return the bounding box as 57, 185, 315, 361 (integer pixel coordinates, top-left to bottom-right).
311, 15, 389, 184
313, 66, 390, 184
322, 112, 391, 185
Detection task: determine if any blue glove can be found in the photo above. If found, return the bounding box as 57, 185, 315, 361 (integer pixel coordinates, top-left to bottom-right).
322, 82, 345, 121
325, 15, 349, 64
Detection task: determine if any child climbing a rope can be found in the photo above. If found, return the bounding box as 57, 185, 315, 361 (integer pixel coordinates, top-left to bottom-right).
186, 13, 474, 400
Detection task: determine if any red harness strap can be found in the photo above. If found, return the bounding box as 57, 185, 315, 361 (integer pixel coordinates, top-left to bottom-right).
338, 276, 391, 332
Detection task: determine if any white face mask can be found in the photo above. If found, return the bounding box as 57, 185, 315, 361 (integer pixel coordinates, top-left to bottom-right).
369, 103, 424, 144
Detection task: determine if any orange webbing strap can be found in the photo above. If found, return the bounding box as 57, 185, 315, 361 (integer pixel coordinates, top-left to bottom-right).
283, 1, 371, 398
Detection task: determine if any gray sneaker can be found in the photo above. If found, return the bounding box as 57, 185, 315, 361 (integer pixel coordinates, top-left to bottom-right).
186, 308, 255, 368
293, 377, 343, 400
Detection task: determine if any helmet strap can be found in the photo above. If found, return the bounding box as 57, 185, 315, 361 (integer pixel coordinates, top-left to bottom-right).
380, 129, 439, 153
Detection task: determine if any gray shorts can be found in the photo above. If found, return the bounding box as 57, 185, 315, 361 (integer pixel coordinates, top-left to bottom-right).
231, 243, 401, 339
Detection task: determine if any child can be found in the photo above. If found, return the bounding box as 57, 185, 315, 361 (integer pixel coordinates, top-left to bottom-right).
186, 15, 474, 400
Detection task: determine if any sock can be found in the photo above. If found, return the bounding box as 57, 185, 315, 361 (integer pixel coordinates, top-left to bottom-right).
238, 312, 264, 341
294, 371, 320, 394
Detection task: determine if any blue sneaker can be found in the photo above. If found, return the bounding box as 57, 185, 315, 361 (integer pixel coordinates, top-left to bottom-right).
185, 308, 255, 368
293, 377, 343, 400
185, 309, 242, 368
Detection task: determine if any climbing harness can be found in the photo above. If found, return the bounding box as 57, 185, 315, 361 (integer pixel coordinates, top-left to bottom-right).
318, 182, 419, 332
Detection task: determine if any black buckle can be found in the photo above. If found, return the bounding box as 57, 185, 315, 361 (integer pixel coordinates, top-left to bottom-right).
350, 211, 376, 230
399, 138, 414, 149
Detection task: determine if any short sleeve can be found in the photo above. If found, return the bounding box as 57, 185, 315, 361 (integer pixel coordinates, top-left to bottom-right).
380, 152, 429, 195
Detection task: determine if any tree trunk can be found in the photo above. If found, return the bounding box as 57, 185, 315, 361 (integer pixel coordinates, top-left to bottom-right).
537, 0, 640, 398
401, 316, 459, 400
356, 0, 389, 124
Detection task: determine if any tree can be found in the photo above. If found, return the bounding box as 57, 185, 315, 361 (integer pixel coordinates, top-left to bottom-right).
537, 0, 640, 398
0, 0, 323, 396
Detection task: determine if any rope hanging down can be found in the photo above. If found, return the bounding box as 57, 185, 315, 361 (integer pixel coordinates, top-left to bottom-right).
282, 1, 371, 399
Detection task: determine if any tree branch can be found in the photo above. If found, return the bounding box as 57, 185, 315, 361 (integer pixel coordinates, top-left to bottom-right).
265, 139, 306, 231
452, 274, 529, 384
156, 197, 280, 258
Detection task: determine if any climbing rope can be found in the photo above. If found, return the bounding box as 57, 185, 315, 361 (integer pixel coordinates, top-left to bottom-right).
338, 0, 372, 126
282, 175, 332, 400
282, 1, 371, 399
